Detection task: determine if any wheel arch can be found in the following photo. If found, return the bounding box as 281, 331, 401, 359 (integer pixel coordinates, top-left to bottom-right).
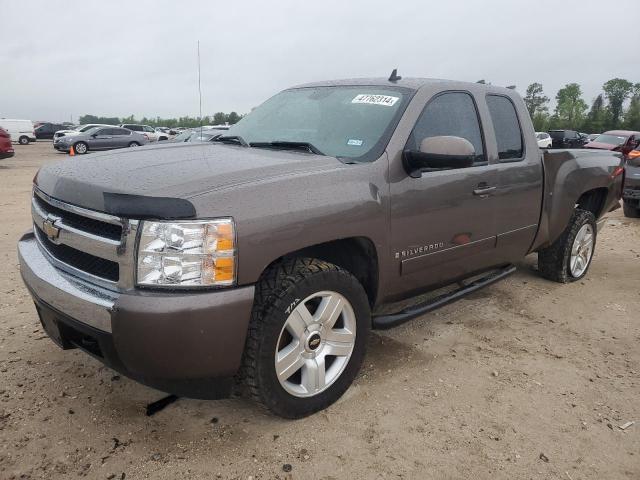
576, 187, 609, 218
256, 237, 379, 308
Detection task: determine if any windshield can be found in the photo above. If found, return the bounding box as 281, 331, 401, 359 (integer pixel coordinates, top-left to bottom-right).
225, 86, 410, 160
592, 134, 627, 146
82, 127, 101, 135
78, 125, 99, 132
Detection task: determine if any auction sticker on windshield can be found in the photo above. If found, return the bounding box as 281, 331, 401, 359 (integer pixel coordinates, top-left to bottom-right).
352, 94, 399, 107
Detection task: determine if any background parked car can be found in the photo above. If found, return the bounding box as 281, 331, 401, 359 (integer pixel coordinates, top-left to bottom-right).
585, 133, 599, 143
53, 126, 149, 154
0, 127, 15, 159
119, 124, 159, 142
169, 126, 230, 143
34, 123, 68, 140
0, 119, 36, 145
622, 145, 640, 218
548, 129, 587, 149
536, 132, 552, 148
154, 128, 170, 141
583, 130, 640, 155
54, 124, 110, 140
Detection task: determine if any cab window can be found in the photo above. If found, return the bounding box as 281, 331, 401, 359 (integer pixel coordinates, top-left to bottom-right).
407, 91, 486, 166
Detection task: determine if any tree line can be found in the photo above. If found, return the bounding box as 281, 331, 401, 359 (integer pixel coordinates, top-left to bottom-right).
77, 112, 243, 128
522, 78, 640, 133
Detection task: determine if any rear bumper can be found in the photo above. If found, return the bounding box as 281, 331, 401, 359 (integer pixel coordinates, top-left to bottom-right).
0, 151, 14, 159
18, 231, 255, 399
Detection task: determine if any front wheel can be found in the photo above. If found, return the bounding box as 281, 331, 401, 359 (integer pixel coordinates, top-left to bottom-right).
623, 201, 640, 218
18, 136, 29, 145
73, 141, 88, 154
241, 258, 370, 418
538, 208, 597, 283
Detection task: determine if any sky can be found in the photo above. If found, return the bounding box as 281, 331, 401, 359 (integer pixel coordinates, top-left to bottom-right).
2, 0, 639, 123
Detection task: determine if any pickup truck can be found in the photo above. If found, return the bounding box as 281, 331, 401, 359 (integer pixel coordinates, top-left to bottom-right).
18, 76, 624, 418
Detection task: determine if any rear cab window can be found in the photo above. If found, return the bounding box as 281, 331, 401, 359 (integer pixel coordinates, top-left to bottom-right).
486, 95, 524, 161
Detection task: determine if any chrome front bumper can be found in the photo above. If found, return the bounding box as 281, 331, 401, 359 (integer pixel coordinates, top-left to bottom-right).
18, 231, 116, 332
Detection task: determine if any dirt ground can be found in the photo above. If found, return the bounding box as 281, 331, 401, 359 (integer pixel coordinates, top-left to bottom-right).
0, 141, 638, 480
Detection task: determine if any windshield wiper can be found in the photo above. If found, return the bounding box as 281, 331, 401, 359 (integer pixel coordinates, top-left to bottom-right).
250, 141, 326, 156
211, 135, 249, 147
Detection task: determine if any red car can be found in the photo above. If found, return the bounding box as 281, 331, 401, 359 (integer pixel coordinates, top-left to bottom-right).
583, 130, 640, 155
0, 127, 15, 159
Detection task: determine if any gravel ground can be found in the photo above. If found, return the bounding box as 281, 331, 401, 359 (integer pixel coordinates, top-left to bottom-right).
1, 141, 639, 480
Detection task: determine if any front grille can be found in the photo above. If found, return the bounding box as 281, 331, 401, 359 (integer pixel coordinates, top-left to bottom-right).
35, 228, 119, 282
34, 195, 122, 240
31, 189, 137, 288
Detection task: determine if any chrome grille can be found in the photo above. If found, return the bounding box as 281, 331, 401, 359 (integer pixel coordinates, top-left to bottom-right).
31, 188, 139, 290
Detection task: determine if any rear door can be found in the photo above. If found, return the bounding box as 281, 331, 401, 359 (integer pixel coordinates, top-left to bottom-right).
389, 91, 499, 295
109, 128, 132, 148
484, 94, 543, 262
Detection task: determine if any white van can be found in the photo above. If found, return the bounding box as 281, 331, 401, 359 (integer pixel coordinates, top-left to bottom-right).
0, 119, 36, 145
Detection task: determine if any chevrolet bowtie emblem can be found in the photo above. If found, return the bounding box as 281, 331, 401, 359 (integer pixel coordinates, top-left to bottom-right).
42, 215, 61, 241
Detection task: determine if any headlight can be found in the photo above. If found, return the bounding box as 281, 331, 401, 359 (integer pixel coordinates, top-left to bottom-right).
136, 219, 236, 287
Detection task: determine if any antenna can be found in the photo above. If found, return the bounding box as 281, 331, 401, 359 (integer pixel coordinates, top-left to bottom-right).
197, 40, 203, 134
388, 68, 402, 82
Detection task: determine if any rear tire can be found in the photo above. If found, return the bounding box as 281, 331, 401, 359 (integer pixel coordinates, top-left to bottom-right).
538, 208, 597, 283
623, 201, 640, 218
128, 142, 140, 147
74, 142, 88, 154
18, 136, 29, 145
240, 258, 370, 418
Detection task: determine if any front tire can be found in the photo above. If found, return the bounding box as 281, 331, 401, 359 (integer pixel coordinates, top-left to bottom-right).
623, 201, 640, 218
241, 258, 370, 418
538, 208, 597, 283
18, 136, 29, 145
73, 141, 88, 154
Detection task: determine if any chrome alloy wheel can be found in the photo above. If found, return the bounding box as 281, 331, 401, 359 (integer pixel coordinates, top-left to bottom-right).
275, 291, 356, 398
570, 223, 594, 278
74, 143, 87, 154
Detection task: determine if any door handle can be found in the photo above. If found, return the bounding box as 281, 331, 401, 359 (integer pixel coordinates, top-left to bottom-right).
473, 185, 496, 196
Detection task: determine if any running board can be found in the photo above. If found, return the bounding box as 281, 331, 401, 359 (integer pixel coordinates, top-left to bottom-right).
372, 265, 516, 330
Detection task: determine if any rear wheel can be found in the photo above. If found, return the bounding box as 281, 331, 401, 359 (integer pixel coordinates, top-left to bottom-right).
18, 136, 29, 145
623, 201, 640, 218
538, 208, 597, 283
241, 258, 370, 418
128, 141, 140, 148
73, 142, 88, 154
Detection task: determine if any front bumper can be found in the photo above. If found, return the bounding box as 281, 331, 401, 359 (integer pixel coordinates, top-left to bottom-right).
18, 231, 255, 399
53, 142, 70, 152
0, 150, 15, 159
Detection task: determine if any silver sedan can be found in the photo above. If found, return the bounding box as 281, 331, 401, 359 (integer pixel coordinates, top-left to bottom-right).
53, 126, 149, 154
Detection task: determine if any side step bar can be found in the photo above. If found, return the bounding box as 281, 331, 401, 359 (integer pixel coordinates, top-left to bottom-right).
372, 265, 516, 330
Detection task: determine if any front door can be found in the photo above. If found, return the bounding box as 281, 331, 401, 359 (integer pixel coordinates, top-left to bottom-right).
389, 91, 499, 297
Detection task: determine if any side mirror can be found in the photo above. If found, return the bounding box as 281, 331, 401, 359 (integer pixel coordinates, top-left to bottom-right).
403, 136, 475, 178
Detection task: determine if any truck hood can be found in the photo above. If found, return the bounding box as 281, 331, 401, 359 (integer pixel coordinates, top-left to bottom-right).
34, 142, 344, 213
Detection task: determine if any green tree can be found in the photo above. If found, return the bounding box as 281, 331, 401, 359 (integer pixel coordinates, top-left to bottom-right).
624, 83, 640, 131
582, 94, 608, 133
524, 82, 550, 118
602, 78, 634, 128
226, 112, 241, 124
532, 111, 550, 132
554, 83, 588, 128
212, 112, 227, 125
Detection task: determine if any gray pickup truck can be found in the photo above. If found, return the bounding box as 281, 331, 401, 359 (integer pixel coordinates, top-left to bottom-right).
18, 76, 624, 418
